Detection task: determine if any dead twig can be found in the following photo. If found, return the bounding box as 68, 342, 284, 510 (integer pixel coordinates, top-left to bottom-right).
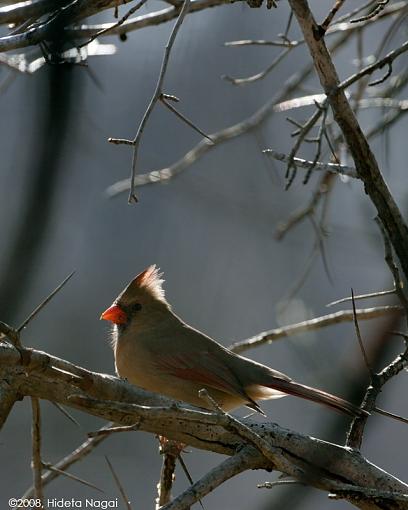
108, 0, 191, 203
327, 288, 396, 307
105, 456, 133, 510
31, 398, 44, 506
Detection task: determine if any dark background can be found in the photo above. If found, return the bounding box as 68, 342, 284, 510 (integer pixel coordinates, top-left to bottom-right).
0, 1, 407, 508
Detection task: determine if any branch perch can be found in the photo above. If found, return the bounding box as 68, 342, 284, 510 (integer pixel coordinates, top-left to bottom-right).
1, 341, 407, 509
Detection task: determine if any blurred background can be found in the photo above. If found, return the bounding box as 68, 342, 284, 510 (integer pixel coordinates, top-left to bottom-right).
0, 0, 407, 508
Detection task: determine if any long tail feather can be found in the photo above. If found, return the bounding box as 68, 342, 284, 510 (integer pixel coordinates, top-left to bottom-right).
261, 379, 367, 417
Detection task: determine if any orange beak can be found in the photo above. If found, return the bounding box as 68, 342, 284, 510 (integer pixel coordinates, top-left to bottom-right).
100, 304, 128, 324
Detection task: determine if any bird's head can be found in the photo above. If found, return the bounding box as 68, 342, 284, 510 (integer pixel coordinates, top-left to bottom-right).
100, 265, 169, 330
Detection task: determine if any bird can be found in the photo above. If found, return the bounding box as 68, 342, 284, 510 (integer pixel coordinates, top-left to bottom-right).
100, 265, 365, 417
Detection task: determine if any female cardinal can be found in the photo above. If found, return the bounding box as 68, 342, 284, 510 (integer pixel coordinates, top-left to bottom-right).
101, 265, 364, 417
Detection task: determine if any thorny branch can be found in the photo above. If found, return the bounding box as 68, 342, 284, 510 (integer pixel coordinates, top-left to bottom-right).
1, 339, 408, 509
345, 220, 408, 449
1, 0, 408, 508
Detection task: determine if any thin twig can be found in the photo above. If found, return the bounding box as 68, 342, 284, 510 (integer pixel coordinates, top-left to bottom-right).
105, 30, 373, 197
228, 305, 402, 354
319, 0, 347, 35
199, 389, 278, 465
346, 221, 408, 448
222, 47, 293, 86
351, 289, 374, 375
224, 39, 298, 47
327, 288, 396, 307
161, 446, 262, 510
375, 217, 408, 318
108, 0, 191, 203
159, 94, 213, 142
78, 0, 149, 48
285, 104, 324, 188
374, 407, 408, 425
368, 61, 392, 86
88, 423, 140, 437
351, 0, 390, 23
105, 456, 133, 510
258, 479, 304, 489
263, 149, 357, 178
22, 425, 111, 499
18, 271, 75, 333
31, 398, 44, 506
338, 40, 408, 92
42, 462, 104, 493
51, 402, 81, 428
275, 172, 335, 240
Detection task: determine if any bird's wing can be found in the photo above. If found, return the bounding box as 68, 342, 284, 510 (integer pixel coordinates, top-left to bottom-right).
153, 350, 265, 413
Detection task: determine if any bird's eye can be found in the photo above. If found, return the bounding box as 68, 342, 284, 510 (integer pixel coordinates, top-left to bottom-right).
131, 303, 142, 313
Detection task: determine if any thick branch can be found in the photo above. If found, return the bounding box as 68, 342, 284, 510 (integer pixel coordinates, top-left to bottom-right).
162, 446, 260, 510
1, 342, 407, 509
0, 376, 19, 428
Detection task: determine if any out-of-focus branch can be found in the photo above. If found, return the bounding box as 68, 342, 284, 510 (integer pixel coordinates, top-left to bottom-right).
263, 149, 357, 178
327, 288, 396, 308
339, 40, 408, 91
224, 1, 407, 47
228, 305, 402, 353
0, 0, 242, 52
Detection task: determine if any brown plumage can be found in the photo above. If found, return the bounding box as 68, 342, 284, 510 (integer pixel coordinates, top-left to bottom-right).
101, 265, 366, 417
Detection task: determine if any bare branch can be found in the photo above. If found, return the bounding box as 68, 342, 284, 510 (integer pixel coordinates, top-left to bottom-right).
351, 289, 374, 375
288, 0, 408, 285
0, 377, 19, 428
228, 305, 402, 354
159, 94, 213, 142
18, 271, 75, 333
78, 0, 149, 49
222, 46, 292, 85
30, 398, 44, 505
339, 40, 408, 91
108, 0, 191, 203
42, 461, 104, 493
319, 0, 347, 35
156, 438, 181, 509
22, 426, 110, 498
1, 342, 407, 507
327, 288, 396, 307
263, 149, 357, 178
105, 456, 133, 510
161, 446, 261, 510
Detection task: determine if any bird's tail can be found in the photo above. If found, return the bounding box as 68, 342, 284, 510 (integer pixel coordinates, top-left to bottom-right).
258, 379, 367, 417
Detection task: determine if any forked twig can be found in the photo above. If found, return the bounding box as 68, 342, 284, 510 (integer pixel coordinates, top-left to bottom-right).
108, 0, 191, 203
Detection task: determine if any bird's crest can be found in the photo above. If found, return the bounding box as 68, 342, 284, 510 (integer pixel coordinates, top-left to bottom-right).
130, 265, 165, 302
